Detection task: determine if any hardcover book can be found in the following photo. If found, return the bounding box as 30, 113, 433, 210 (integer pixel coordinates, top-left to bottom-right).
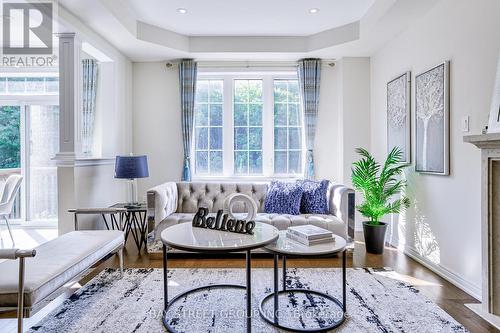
286, 231, 335, 246
287, 225, 333, 240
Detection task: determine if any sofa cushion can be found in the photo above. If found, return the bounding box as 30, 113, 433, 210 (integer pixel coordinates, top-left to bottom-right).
0, 230, 124, 307
176, 182, 268, 213
264, 181, 303, 215
254, 213, 346, 237
299, 179, 330, 214
155, 212, 347, 241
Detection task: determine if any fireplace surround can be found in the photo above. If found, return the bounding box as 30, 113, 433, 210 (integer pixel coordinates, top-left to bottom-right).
464, 133, 500, 329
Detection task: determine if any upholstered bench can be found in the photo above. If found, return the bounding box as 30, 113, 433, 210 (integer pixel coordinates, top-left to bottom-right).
0, 230, 124, 333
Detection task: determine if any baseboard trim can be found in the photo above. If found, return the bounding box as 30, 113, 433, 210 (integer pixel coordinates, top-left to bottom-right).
465, 303, 500, 329
404, 246, 482, 300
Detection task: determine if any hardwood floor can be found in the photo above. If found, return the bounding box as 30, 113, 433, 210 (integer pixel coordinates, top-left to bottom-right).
87, 232, 497, 333
0, 228, 495, 332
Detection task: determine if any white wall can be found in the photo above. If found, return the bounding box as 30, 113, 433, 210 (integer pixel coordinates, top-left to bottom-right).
133, 62, 182, 199
315, 64, 341, 181
370, 0, 500, 298
57, 7, 133, 233
337, 58, 371, 186
74, 164, 126, 230
315, 57, 371, 230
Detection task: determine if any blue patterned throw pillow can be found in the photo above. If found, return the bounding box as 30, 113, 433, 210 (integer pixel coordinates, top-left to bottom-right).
264, 181, 304, 215
298, 179, 330, 214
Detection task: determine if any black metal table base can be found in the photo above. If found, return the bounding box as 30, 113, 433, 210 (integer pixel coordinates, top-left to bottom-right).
162, 246, 253, 333
104, 204, 148, 252
162, 284, 246, 332
258, 250, 347, 332
259, 289, 345, 332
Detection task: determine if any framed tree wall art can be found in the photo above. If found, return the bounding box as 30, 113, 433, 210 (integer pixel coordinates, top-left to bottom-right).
387, 71, 411, 164
415, 61, 450, 175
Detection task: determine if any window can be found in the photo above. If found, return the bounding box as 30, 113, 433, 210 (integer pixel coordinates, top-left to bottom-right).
0, 76, 59, 95
193, 73, 304, 178
273, 80, 302, 174
194, 80, 223, 174
234, 79, 263, 174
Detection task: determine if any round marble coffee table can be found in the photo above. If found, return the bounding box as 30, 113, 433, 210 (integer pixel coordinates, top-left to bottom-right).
259, 230, 347, 332
161, 222, 279, 333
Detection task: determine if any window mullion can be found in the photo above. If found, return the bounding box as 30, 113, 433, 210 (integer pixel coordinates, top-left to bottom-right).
223, 77, 233, 177
286, 81, 290, 173
262, 75, 273, 177
246, 94, 250, 174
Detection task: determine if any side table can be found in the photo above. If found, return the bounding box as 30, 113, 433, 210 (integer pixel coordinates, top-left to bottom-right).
259, 230, 347, 332
161, 222, 279, 333
108, 203, 148, 252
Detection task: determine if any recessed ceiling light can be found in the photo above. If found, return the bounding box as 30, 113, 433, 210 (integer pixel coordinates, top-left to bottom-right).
309, 8, 319, 14
177, 8, 187, 14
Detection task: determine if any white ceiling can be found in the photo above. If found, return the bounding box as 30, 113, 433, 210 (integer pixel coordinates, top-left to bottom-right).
56, 0, 442, 61
123, 0, 375, 36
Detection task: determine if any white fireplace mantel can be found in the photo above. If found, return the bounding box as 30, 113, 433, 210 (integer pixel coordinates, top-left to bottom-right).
464, 132, 500, 148
464, 133, 500, 329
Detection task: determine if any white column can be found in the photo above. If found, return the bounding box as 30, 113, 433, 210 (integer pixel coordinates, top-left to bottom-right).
57, 32, 82, 156
55, 33, 82, 234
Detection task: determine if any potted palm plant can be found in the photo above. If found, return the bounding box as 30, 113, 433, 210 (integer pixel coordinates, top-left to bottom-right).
351, 147, 410, 254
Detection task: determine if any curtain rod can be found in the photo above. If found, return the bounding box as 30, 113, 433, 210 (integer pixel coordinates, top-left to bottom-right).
165, 60, 336, 69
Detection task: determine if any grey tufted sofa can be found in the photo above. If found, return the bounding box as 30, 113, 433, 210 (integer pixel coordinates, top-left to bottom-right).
146, 181, 355, 251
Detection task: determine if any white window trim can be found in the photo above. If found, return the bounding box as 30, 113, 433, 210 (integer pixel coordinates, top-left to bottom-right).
192, 71, 305, 181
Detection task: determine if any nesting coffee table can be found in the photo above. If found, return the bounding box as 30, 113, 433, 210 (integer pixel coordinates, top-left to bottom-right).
161, 222, 279, 333
259, 230, 347, 332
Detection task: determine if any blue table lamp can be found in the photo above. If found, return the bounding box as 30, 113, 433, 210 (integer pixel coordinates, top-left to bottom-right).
115, 155, 149, 208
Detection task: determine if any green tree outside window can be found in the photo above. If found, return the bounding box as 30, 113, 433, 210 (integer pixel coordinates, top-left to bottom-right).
0, 105, 21, 169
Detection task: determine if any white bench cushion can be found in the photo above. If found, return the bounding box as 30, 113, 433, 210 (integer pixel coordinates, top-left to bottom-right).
0, 230, 124, 307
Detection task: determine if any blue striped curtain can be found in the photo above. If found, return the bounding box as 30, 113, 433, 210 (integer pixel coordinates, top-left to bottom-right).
179, 59, 198, 181
82, 59, 98, 155
297, 59, 321, 180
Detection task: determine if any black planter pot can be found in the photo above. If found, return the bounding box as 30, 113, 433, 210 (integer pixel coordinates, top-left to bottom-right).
362, 221, 388, 254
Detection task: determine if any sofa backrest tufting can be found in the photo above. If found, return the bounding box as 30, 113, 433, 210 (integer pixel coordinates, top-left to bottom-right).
176, 182, 269, 213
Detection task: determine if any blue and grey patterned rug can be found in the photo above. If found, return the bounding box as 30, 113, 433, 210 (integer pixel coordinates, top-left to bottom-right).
29, 268, 468, 332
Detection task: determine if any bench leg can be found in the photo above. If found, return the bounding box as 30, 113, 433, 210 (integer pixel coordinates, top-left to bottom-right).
118, 247, 124, 275
3, 216, 15, 246
17, 257, 25, 333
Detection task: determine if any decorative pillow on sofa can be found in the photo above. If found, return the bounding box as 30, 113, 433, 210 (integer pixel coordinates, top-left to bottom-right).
264, 181, 304, 215
298, 179, 330, 214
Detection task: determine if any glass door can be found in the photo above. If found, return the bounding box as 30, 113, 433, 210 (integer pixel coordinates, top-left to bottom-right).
0, 102, 59, 222
0, 75, 59, 224
26, 104, 59, 221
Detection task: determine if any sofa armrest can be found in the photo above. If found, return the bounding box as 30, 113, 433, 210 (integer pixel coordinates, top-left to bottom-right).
328, 183, 355, 240
147, 182, 178, 235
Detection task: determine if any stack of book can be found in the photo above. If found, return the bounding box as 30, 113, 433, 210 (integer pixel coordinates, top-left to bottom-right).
286, 225, 335, 246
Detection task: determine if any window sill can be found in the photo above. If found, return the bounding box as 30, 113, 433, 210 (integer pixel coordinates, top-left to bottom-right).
53, 154, 115, 167
191, 175, 303, 182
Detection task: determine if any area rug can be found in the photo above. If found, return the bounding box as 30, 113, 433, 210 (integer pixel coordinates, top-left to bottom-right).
28, 268, 467, 333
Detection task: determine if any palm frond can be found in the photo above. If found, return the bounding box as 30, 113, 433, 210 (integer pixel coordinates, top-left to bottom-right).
351, 147, 410, 223
379, 147, 404, 186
